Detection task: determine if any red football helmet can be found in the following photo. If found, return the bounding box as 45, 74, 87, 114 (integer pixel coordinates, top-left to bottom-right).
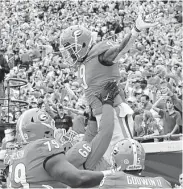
16, 108, 56, 144
111, 139, 145, 171
60, 25, 93, 66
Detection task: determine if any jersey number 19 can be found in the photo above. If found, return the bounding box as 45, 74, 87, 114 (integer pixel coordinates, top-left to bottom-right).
9, 163, 29, 189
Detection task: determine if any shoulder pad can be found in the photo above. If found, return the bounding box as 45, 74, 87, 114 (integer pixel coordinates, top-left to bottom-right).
86, 41, 117, 62
28, 138, 64, 158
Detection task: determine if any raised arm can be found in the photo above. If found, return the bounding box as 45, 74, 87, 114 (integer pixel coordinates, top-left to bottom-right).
101, 10, 159, 64
101, 33, 136, 64
152, 96, 164, 113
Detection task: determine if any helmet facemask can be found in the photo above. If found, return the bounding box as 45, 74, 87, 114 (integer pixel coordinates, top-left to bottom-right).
60, 43, 81, 66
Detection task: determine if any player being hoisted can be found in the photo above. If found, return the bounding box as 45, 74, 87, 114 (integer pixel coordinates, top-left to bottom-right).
60, 5, 161, 164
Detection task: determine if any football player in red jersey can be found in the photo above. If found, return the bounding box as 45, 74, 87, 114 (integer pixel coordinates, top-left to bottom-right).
99, 138, 172, 189
8, 81, 118, 189
60, 7, 161, 165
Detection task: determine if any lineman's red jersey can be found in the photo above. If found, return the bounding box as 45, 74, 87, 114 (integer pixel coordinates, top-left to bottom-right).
66, 141, 90, 170
66, 141, 110, 171
99, 171, 172, 188
9, 138, 67, 188
78, 41, 122, 115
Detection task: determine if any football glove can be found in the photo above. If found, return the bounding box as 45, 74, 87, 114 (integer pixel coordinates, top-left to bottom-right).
135, 6, 160, 32
88, 106, 96, 121
95, 81, 119, 106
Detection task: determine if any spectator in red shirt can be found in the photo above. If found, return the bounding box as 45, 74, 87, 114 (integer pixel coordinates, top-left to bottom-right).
152, 96, 182, 140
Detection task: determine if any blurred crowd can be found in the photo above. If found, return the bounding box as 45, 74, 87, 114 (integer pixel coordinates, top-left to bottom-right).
0, 0, 182, 142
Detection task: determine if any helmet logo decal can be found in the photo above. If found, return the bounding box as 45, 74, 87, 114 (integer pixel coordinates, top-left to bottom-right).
38, 113, 48, 121
124, 159, 129, 164
72, 30, 82, 38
